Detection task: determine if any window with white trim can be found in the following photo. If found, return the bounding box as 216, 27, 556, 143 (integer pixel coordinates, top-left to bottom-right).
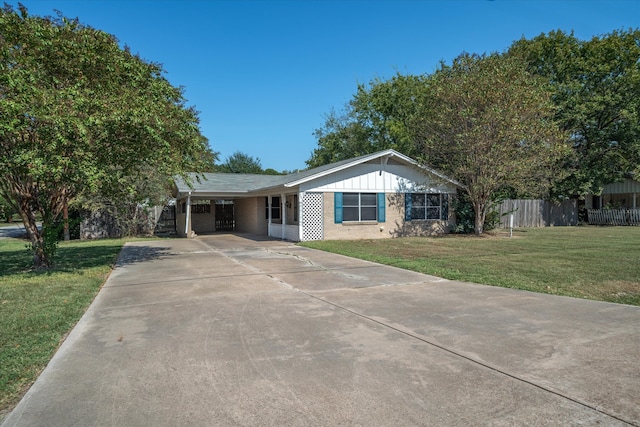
271, 196, 281, 220
405, 193, 447, 221
343, 193, 377, 221
335, 192, 386, 224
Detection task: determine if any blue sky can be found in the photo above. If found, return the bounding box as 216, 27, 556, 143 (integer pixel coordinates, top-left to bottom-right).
10, 0, 640, 172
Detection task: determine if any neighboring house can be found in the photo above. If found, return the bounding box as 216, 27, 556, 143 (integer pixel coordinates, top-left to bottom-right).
585, 178, 640, 226
172, 149, 461, 241
585, 178, 640, 210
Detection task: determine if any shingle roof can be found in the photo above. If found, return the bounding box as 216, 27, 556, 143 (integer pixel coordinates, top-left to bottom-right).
174, 173, 283, 195
173, 149, 461, 198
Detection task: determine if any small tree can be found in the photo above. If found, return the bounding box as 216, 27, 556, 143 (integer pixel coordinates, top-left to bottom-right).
417, 53, 569, 234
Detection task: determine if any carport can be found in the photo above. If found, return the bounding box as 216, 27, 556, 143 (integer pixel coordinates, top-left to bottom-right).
173, 174, 301, 240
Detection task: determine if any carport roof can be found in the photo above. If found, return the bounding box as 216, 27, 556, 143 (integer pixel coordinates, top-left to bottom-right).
173, 149, 462, 199
174, 173, 283, 196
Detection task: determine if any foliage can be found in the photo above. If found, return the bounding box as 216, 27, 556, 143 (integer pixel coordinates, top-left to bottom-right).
301, 227, 640, 306
509, 29, 640, 196
0, 6, 212, 267
0, 198, 17, 223
0, 237, 124, 413
307, 74, 428, 168
450, 191, 499, 234
76, 162, 187, 238
195, 139, 220, 172
263, 168, 286, 175
416, 53, 569, 234
307, 58, 569, 235
217, 151, 263, 174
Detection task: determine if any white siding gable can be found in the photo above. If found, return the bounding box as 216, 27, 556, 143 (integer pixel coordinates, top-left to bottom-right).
299, 162, 457, 193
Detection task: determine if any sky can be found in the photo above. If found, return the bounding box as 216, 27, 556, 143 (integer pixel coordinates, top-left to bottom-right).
8, 0, 640, 172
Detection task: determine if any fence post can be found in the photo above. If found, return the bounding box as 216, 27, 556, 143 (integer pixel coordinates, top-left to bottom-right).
509, 214, 513, 237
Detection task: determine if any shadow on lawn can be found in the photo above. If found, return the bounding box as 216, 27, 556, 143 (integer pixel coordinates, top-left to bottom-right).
0, 245, 33, 276
0, 240, 172, 277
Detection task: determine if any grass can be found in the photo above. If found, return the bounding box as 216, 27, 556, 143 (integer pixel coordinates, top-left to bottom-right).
0, 214, 24, 227
301, 226, 640, 306
0, 237, 125, 416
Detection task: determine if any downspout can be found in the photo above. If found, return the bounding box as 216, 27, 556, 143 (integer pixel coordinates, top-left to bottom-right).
185, 191, 192, 238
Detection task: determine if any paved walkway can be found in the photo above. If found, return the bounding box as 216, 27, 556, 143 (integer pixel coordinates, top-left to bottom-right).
3, 234, 639, 426
0, 225, 26, 239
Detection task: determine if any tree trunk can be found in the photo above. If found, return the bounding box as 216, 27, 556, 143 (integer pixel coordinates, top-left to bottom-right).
63, 195, 70, 241
473, 199, 486, 235
474, 211, 484, 235
18, 201, 50, 268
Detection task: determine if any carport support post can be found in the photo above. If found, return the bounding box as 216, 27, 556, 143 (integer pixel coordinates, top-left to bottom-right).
185, 192, 192, 238
298, 191, 304, 241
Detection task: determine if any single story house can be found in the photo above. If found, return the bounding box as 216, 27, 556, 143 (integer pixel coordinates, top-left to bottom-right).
585, 178, 640, 226
172, 149, 462, 241
585, 178, 640, 210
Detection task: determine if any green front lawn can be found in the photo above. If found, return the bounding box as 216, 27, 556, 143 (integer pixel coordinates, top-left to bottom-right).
301, 226, 640, 306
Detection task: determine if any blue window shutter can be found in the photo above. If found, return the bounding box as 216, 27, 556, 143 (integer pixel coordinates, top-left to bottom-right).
377, 193, 386, 223
405, 193, 412, 221
334, 192, 343, 224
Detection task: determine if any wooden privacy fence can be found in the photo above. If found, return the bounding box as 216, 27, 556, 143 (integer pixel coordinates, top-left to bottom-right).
587, 209, 640, 226
496, 199, 578, 228
154, 205, 177, 235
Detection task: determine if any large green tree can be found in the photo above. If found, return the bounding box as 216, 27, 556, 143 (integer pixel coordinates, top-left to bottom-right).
0, 6, 212, 267
218, 151, 263, 174
509, 29, 640, 196
307, 74, 427, 168
416, 53, 569, 234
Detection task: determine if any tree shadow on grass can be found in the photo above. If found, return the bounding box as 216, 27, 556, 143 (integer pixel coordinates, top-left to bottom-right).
0, 244, 33, 276
0, 240, 172, 278
55, 245, 126, 272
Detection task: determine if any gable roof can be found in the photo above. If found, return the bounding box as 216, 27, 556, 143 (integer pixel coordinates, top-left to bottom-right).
173, 149, 462, 198
282, 149, 460, 188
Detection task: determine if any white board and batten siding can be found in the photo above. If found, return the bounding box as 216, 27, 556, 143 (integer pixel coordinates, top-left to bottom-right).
298, 163, 456, 194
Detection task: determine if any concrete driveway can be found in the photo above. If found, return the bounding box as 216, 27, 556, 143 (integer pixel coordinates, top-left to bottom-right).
3, 233, 639, 426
